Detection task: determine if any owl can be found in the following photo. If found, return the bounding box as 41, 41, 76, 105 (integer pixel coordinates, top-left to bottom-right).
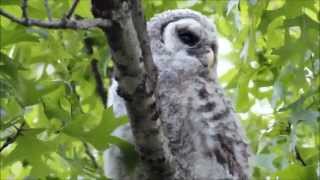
106, 9, 251, 180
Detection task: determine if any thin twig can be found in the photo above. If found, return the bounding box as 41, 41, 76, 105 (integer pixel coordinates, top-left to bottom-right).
131, 0, 158, 90
295, 146, 307, 166
0, 8, 111, 29
83, 142, 99, 169
91, 59, 107, 108
64, 0, 80, 19
0, 122, 25, 152
44, 0, 52, 21
21, 0, 28, 20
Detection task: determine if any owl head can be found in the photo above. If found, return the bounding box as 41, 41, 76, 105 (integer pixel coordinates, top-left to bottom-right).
147, 9, 218, 79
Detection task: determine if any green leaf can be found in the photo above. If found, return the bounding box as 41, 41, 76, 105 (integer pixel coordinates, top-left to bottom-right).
255, 153, 277, 172
15, 77, 63, 106
63, 108, 128, 150
24, 103, 50, 128
0, 97, 23, 125
235, 72, 254, 112
291, 110, 320, 124
108, 136, 139, 172
0, 0, 20, 5
41, 85, 71, 123
266, 16, 285, 49
0, 25, 38, 47
1, 129, 55, 178
271, 164, 317, 180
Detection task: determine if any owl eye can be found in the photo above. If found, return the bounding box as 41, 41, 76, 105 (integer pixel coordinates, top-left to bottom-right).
177, 30, 200, 47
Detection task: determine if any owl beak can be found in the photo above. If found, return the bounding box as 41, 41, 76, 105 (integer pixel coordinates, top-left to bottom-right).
206, 47, 215, 68
198, 46, 214, 68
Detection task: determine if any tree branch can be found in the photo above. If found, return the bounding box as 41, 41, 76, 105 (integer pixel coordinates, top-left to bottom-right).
295, 146, 307, 166
44, 0, 52, 21
21, 0, 28, 19
91, 59, 108, 108
131, 0, 158, 90
0, 8, 111, 29
83, 142, 99, 169
64, 0, 80, 19
0, 122, 25, 152
91, 0, 172, 179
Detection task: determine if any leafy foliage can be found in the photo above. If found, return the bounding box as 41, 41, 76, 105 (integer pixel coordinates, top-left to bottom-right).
0, 0, 319, 179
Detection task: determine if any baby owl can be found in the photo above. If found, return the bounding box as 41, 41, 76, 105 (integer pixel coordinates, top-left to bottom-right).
107, 9, 251, 180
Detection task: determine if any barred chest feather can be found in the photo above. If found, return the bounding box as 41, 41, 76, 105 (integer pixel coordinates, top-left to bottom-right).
157, 74, 251, 180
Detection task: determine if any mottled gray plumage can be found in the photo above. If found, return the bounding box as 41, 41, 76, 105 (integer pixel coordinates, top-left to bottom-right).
106, 9, 251, 180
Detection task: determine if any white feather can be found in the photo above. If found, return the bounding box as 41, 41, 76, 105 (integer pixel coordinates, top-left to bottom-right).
107, 78, 127, 117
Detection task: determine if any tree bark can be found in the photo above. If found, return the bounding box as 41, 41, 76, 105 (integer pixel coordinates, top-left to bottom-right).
91, 0, 173, 179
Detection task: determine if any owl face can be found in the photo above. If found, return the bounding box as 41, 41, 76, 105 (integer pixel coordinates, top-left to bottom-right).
162, 18, 217, 70
148, 9, 219, 79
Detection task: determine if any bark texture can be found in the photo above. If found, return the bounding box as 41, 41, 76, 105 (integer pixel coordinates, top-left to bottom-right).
91, 0, 173, 179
